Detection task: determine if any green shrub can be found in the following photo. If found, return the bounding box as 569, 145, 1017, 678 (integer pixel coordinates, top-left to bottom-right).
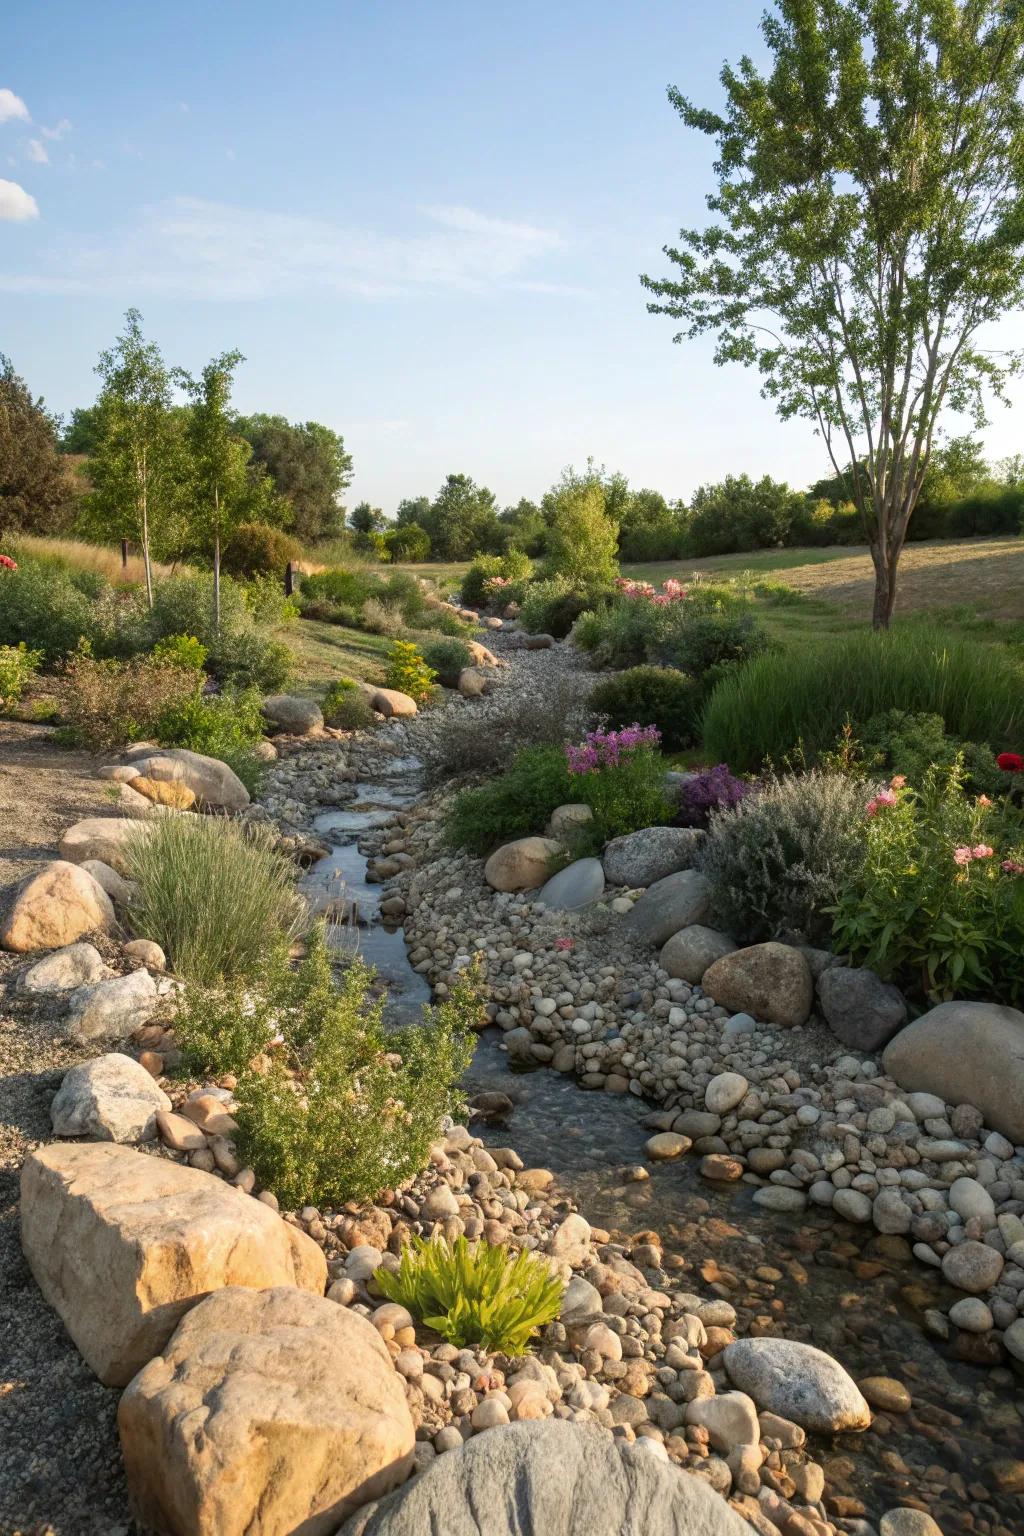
59, 653, 199, 752
520, 578, 611, 639
655, 607, 769, 676
242, 573, 300, 628
385, 640, 436, 701
421, 637, 472, 688
125, 815, 305, 986
228, 933, 479, 1208
383, 522, 431, 562
462, 551, 533, 610
151, 633, 208, 671
571, 598, 662, 668
222, 521, 302, 578
360, 597, 405, 636
0, 643, 42, 708
300, 567, 378, 610
322, 678, 375, 730
855, 710, 1002, 796
149, 573, 294, 691
544, 483, 619, 586
696, 771, 870, 945
589, 665, 704, 751
156, 687, 267, 795
702, 626, 1024, 772
208, 626, 293, 692
831, 764, 1024, 1006
375, 1235, 564, 1354
0, 558, 97, 659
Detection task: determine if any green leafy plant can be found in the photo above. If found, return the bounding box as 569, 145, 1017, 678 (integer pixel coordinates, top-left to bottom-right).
222, 521, 302, 578
855, 710, 1001, 796
421, 637, 472, 688
520, 578, 610, 639
0, 643, 42, 709
155, 685, 267, 793
322, 678, 375, 730
385, 639, 436, 701
589, 665, 704, 751
59, 652, 199, 751
375, 1235, 564, 1354
152, 633, 208, 671
449, 745, 576, 855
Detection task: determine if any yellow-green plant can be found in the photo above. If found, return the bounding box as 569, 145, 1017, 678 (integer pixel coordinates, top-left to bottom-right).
0, 642, 42, 708
385, 639, 436, 702
374, 1235, 564, 1355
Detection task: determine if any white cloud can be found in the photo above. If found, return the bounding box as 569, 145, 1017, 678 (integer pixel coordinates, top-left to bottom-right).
27, 139, 48, 164
0, 178, 39, 220
0, 196, 570, 298
0, 89, 29, 125
41, 118, 72, 141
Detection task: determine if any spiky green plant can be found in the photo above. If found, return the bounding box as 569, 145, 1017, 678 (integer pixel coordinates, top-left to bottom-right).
374, 1235, 564, 1355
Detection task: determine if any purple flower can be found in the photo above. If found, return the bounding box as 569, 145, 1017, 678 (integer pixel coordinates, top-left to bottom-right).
565, 723, 661, 775
676, 764, 752, 828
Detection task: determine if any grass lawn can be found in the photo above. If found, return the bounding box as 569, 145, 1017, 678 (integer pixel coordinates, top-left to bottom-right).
281, 617, 394, 696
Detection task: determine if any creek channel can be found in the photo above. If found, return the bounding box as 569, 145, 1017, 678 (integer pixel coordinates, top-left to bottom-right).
300, 751, 1024, 1533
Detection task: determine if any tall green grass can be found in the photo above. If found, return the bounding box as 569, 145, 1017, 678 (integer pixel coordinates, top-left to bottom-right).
702, 624, 1024, 772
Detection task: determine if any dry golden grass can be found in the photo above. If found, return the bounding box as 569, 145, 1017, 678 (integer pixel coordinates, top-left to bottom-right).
9, 533, 184, 586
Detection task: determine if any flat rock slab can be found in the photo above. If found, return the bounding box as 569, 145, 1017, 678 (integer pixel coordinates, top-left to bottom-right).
50, 1052, 171, 1143
119, 1286, 414, 1536
20, 1142, 327, 1386
340, 1420, 749, 1536
723, 1338, 870, 1433
0, 861, 115, 953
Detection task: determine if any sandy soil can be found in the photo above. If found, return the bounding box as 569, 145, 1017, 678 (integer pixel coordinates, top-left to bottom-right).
0, 722, 113, 902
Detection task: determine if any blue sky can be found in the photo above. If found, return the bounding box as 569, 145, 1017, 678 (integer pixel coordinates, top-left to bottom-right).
2, 0, 1021, 512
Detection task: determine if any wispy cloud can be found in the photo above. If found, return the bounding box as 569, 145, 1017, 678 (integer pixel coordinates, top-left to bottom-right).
0, 196, 572, 299
0, 178, 39, 221
41, 118, 72, 141
0, 89, 29, 125
27, 139, 48, 165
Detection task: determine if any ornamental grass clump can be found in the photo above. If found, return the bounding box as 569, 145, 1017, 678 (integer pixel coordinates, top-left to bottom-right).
376, 1235, 564, 1355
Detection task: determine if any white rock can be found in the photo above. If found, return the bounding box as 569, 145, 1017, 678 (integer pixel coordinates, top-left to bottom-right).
705, 1072, 748, 1115
50, 1053, 170, 1143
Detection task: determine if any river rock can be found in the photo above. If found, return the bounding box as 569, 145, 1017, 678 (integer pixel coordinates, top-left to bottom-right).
879, 1512, 944, 1536
685, 1391, 760, 1453
20, 1142, 326, 1385
64, 968, 159, 1043
128, 749, 251, 813
623, 871, 711, 947
602, 827, 703, 888
50, 1053, 170, 1143
119, 1286, 414, 1536
0, 861, 116, 953
370, 688, 418, 719
58, 817, 151, 876
722, 1338, 871, 1433
338, 1420, 749, 1536
659, 925, 736, 984
535, 858, 604, 912
948, 1176, 996, 1226
818, 965, 908, 1051
261, 694, 325, 735
705, 1072, 748, 1115
80, 858, 136, 905
941, 1240, 1004, 1293
883, 1001, 1024, 1143
457, 667, 487, 698
546, 804, 594, 841
16, 942, 111, 994
484, 837, 562, 893
702, 944, 813, 1028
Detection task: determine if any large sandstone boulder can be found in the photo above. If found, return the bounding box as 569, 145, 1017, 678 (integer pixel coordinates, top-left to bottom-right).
0, 861, 115, 953
660, 925, 736, 984
20, 1142, 327, 1385
58, 817, 151, 876
132, 776, 197, 811
119, 1287, 414, 1536
883, 1001, 1024, 1144
723, 1339, 870, 1433
50, 1052, 170, 1143
457, 667, 487, 698
340, 1420, 748, 1536
16, 941, 111, 994
129, 749, 250, 813
370, 688, 418, 719
261, 694, 325, 736
535, 858, 605, 912
65, 967, 159, 1043
702, 943, 813, 1028
484, 837, 562, 893
602, 827, 703, 888
818, 966, 907, 1052
623, 871, 711, 948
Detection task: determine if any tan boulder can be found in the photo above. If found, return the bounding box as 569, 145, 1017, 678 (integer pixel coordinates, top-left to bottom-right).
0, 861, 115, 953
702, 942, 813, 1028
118, 1286, 415, 1536
128, 749, 250, 813
58, 817, 151, 876
20, 1142, 327, 1386
132, 776, 196, 810
457, 667, 487, 698
483, 836, 562, 892
466, 640, 499, 667
370, 688, 418, 719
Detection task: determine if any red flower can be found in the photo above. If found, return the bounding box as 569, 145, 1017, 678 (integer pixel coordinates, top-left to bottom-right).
0, 554, 17, 572
997, 752, 1024, 773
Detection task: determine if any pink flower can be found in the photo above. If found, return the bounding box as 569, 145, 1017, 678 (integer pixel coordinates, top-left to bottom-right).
953, 846, 973, 866
866, 789, 897, 818
1002, 859, 1024, 876
890, 775, 906, 790
554, 937, 574, 951
972, 844, 994, 860
0, 554, 16, 572
977, 795, 994, 807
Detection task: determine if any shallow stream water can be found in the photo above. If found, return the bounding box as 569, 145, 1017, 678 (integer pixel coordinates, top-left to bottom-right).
305, 752, 1024, 1535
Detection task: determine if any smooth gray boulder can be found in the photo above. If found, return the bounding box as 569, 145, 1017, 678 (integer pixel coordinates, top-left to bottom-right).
536, 858, 605, 912
602, 827, 703, 888
17, 942, 112, 995
260, 694, 324, 736
340, 1420, 748, 1536
660, 925, 736, 984
51, 1053, 170, 1143
883, 1001, 1024, 1143
65, 968, 159, 1043
128, 749, 250, 813
623, 871, 711, 948
722, 1339, 870, 1433
818, 966, 907, 1051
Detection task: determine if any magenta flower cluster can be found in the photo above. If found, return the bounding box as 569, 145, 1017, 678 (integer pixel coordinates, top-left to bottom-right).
613, 576, 687, 605
677, 764, 752, 828
565, 723, 661, 775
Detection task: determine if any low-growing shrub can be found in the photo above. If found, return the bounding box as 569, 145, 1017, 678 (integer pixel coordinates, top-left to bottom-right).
208, 626, 293, 692
300, 567, 377, 610
0, 557, 97, 659
449, 745, 574, 855
242, 573, 300, 628
520, 578, 610, 639
696, 770, 871, 945
422, 673, 594, 785
676, 764, 754, 828
655, 607, 769, 677
151, 633, 208, 671
359, 597, 405, 636
588, 665, 704, 751
0, 643, 42, 708
831, 764, 1024, 1005
421, 637, 472, 688
322, 678, 375, 730
149, 573, 294, 691
375, 1235, 564, 1354
462, 551, 533, 610
565, 725, 671, 839
228, 934, 479, 1208
60, 653, 199, 752
156, 686, 267, 795
222, 521, 302, 578
385, 640, 436, 702
855, 710, 1001, 796
702, 626, 1024, 772
125, 815, 305, 986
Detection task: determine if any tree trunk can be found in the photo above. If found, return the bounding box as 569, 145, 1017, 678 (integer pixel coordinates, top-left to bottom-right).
870, 541, 900, 630
213, 533, 221, 635
141, 502, 154, 611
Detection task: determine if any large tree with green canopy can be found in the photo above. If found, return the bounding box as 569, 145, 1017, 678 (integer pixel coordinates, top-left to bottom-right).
643, 0, 1024, 627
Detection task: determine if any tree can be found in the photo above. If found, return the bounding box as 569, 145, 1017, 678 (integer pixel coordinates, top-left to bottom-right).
59, 404, 104, 455
395, 494, 432, 527
237, 414, 353, 542
618, 487, 686, 561
419, 473, 502, 560
498, 497, 546, 555
87, 310, 180, 608
543, 481, 619, 586
384, 522, 431, 561
180, 350, 247, 632
643, 0, 1024, 627
687, 474, 805, 556
349, 500, 385, 534
0, 356, 77, 535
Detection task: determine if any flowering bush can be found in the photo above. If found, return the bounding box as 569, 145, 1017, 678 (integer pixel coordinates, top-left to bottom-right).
676, 764, 753, 828
0, 553, 17, 571
831, 762, 1024, 1006
564, 724, 670, 839
588, 664, 704, 750
998, 752, 1024, 773
614, 576, 688, 604
385, 639, 437, 702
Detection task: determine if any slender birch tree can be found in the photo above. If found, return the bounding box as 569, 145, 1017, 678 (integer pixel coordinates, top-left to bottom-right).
643, 0, 1024, 627
180, 350, 246, 633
